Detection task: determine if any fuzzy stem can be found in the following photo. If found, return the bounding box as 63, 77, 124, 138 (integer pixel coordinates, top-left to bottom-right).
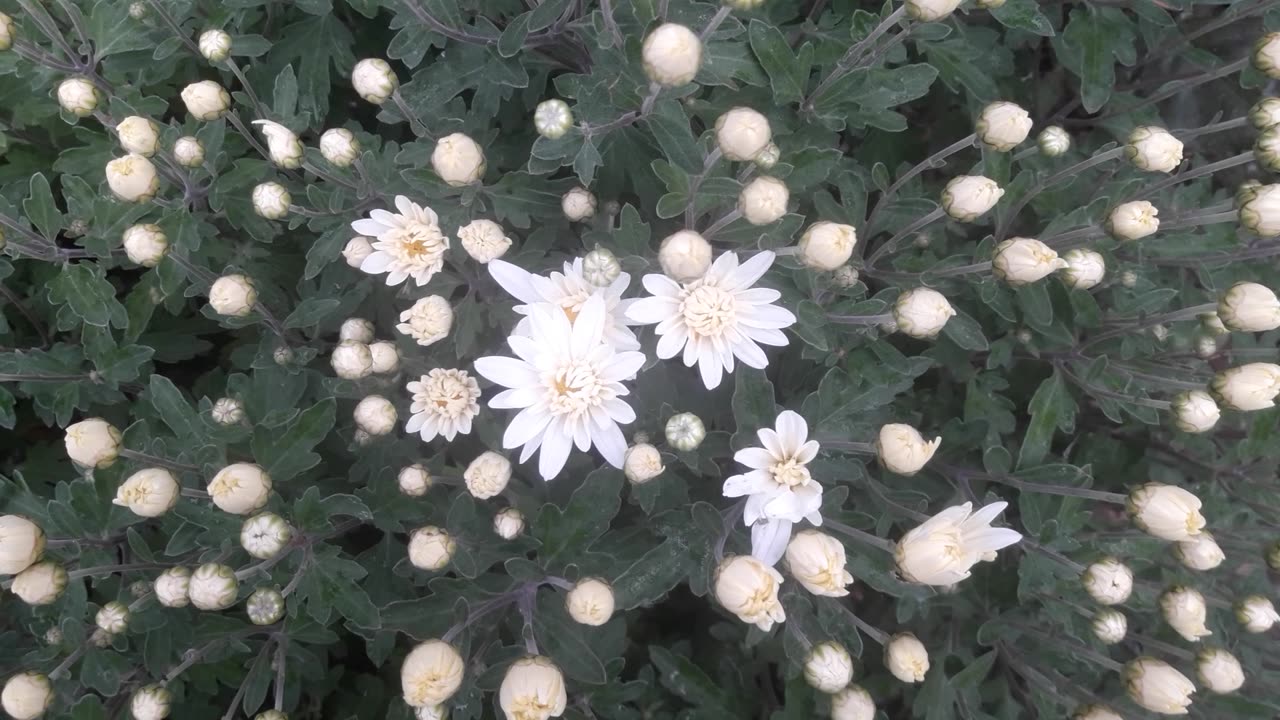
822, 519, 894, 553
825, 313, 894, 326
820, 440, 877, 453
704, 209, 743, 237
1083, 302, 1217, 350
1105, 57, 1249, 119
867, 207, 946, 267
1156, 209, 1239, 232
390, 89, 432, 138
867, 133, 977, 230
119, 448, 201, 473
1132, 152, 1255, 201
699, 5, 733, 40
981, 470, 1130, 504
804, 6, 906, 110
996, 146, 1125, 242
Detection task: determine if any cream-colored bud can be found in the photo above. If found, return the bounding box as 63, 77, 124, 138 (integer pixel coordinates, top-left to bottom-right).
352, 58, 398, 103
724, 0, 765, 8
534, 99, 574, 139
784, 529, 853, 597
458, 219, 513, 263
116, 116, 160, 157
1092, 609, 1127, 645
1257, 126, 1280, 172
1161, 586, 1212, 641
464, 451, 511, 500
1037, 125, 1070, 156
189, 562, 238, 610
665, 412, 706, 452
1059, 248, 1106, 290
1, 673, 52, 720
804, 642, 853, 694
941, 175, 1003, 222
566, 578, 615, 626
397, 296, 453, 346
398, 464, 432, 497
623, 443, 664, 483
1236, 595, 1279, 632
893, 288, 955, 339
154, 567, 191, 608
1126, 657, 1195, 715
1238, 179, 1264, 209
499, 656, 567, 720
246, 587, 284, 625
10, 562, 66, 605
1254, 98, 1280, 131
1126, 126, 1183, 173
354, 395, 397, 435
252, 120, 303, 169
0, 13, 13, 52
432, 132, 485, 186
582, 247, 621, 287
975, 101, 1033, 151
208, 274, 257, 317
106, 154, 160, 202
1109, 200, 1159, 240
208, 463, 272, 515
64, 418, 122, 469
739, 176, 789, 225
1240, 183, 1280, 236
885, 633, 930, 683
408, 527, 455, 571
905, 0, 962, 20
96, 600, 130, 634
240, 512, 292, 559
368, 341, 400, 375
57, 78, 99, 117
252, 181, 291, 219
331, 340, 373, 380
992, 237, 1067, 285
1128, 483, 1205, 541
876, 423, 940, 476
714, 555, 786, 631
715, 107, 771, 161
494, 507, 525, 540
1197, 648, 1243, 694
198, 29, 231, 61
173, 136, 205, 167
1082, 557, 1133, 605
894, 501, 1020, 586
754, 142, 780, 169
130, 685, 171, 720
643, 23, 702, 87
343, 236, 373, 268
122, 224, 169, 267
1213, 362, 1280, 410
1255, 33, 1280, 79
1219, 281, 1280, 331
833, 265, 859, 288
797, 221, 857, 271
1073, 705, 1122, 720
1172, 390, 1220, 434
402, 640, 465, 707
1121, 270, 1138, 288
114, 468, 179, 518
181, 80, 231, 121
658, 230, 712, 281
561, 187, 596, 221
319, 128, 360, 167
831, 685, 875, 720
339, 318, 374, 343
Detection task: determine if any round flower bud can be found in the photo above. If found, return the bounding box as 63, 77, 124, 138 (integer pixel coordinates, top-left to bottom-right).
398, 464, 432, 497
1219, 281, 1280, 331
246, 587, 284, 625
331, 341, 374, 380
464, 451, 512, 500
2, 673, 52, 720
1108, 200, 1159, 241
885, 633, 930, 683
1172, 390, 1220, 434
582, 247, 621, 287
173, 136, 205, 167
1197, 648, 1244, 694
1082, 557, 1133, 605
1059, 248, 1106, 290
368, 341, 400, 375
352, 58, 398, 104
181, 80, 230, 121
64, 418, 122, 469
252, 181, 291, 219
1213, 362, 1280, 410
319, 128, 359, 167
566, 578, 615, 626
414, 706, 444, 720
96, 600, 130, 634
1255, 32, 1280, 79
252, 120, 303, 169
130, 685, 171, 720
665, 412, 706, 452
941, 175, 1003, 222
1252, 98, 1280, 131
408, 526, 455, 571
398, 296, 453, 346
402, 640, 465, 707
831, 685, 874, 720
339, 318, 374, 343
1092, 609, 1127, 645
804, 642, 853, 694
561, 187, 597, 221
129, 580, 150, 599
154, 567, 191, 608
1196, 335, 1220, 359
975, 101, 1033, 152
458, 219, 513, 264
208, 274, 257, 317
1240, 183, 1280, 236
907, 0, 964, 20
0, 13, 13, 51
833, 265, 859, 288
1037, 125, 1070, 157
754, 142, 781, 169
1238, 179, 1264, 209
1258, 126, 1280, 173
739, 177, 789, 225
1119, 270, 1138, 288
658, 230, 713, 281
724, 0, 765, 8
354, 395, 397, 436
642, 23, 702, 87
1073, 705, 1122, 720
893, 288, 955, 339
784, 529, 854, 597
122, 223, 169, 267
876, 423, 940, 476
114, 468, 179, 518
189, 562, 238, 610
1126, 126, 1183, 173
255, 712, 286, 720
797, 221, 857, 271
212, 397, 245, 425
10, 562, 66, 606
431, 132, 485, 186
106, 154, 160, 202
343, 237, 373, 268
623, 443, 664, 484
715, 107, 771, 162
499, 656, 567, 720
1236, 595, 1279, 632
1160, 586, 1212, 642
1126, 657, 1195, 715
1128, 483, 1205, 541
534, 99, 573, 139
714, 555, 785, 631
57, 78, 99, 117
116, 116, 159, 157
992, 237, 1067, 286
197, 29, 231, 61
494, 507, 524, 540
208, 463, 272, 515
240, 512, 292, 560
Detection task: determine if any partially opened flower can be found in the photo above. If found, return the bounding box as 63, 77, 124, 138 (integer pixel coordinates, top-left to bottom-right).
489, 258, 639, 351
350, 196, 450, 286
406, 369, 481, 442
895, 502, 1022, 586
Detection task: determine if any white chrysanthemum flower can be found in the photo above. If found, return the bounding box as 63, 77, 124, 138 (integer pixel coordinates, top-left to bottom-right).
406, 369, 481, 442
499, 656, 567, 720
885, 633, 930, 683
397, 296, 453, 346
475, 296, 645, 481
350, 196, 450, 286
627, 251, 796, 390
1128, 483, 1205, 541
401, 640, 465, 707
895, 501, 1022, 586
1213, 362, 1280, 410
1161, 586, 1212, 642
153, 567, 191, 608
1236, 595, 1280, 632
1197, 648, 1244, 694
464, 451, 512, 499
489, 258, 640, 351
784, 529, 853, 597
566, 578, 615, 626
714, 555, 786, 631
458, 219, 513, 264
722, 411, 823, 565
116, 116, 160, 157
343, 237, 373, 268
10, 561, 66, 606
1125, 657, 1195, 715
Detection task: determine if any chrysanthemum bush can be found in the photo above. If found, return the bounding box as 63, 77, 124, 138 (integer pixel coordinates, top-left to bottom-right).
4, 0, 1280, 718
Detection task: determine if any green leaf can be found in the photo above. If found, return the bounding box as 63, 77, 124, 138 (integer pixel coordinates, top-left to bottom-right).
273, 65, 299, 120
498, 13, 531, 58
612, 532, 698, 609
952, 650, 997, 688
731, 367, 776, 450
146, 375, 203, 442
89, 0, 157, 57
748, 20, 809, 104
942, 309, 989, 351
990, 0, 1055, 36
1017, 370, 1076, 469
534, 596, 607, 684
48, 264, 126, 329
284, 298, 341, 328
533, 467, 623, 566
251, 399, 336, 482
24, 173, 61, 242
650, 646, 740, 715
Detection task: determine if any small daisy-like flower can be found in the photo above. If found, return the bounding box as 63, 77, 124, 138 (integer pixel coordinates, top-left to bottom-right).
351, 196, 450, 286
627, 251, 796, 389
489, 258, 640, 351
406, 369, 482, 442
397, 296, 454, 346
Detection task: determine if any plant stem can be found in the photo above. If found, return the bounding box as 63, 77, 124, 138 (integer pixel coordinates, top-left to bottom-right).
982, 470, 1130, 504
825, 313, 894, 326
804, 6, 906, 110
273, 635, 288, 712
866, 207, 945, 267
867, 133, 977, 231
1102, 57, 1249, 119
704, 209, 742, 237
1156, 209, 1239, 232
995, 146, 1125, 242
823, 519, 894, 553
1009, 623, 1124, 672
119, 448, 202, 473
1057, 362, 1175, 412
699, 5, 733, 39
48, 645, 89, 680
684, 148, 724, 228
390, 89, 431, 138
1132, 152, 1254, 201
820, 440, 877, 453
1082, 302, 1217, 350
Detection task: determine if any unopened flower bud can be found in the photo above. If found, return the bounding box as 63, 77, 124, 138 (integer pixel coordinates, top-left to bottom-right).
534, 99, 574, 139
240, 512, 291, 560
1125, 657, 1195, 715
181, 80, 230, 121
96, 600, 130, 634
0, 13, 13, 51
114, 468, 179, 518
354, 395, 397, 436
499, 656, 567, 720
1082, 557, 1132, 605
1251, 97, 1280, 131
208, 463, 272, 515
189, 563, 238, 610
1254, 32, 1280, 79
494, 507, 524, 540
993, 237, 1067, 285
1109, 200, 1159, 240
659, 231, 712, 281
432, 132, 485, 186
2, 673, 52, 720
1038, 126, 1070, 156
1058, 248, 1105, 290
330, 340, 373, 380
122, 223, 168, 267
252, 181, 291, 219
57, 78, 99, 117
714, 555, 786, 630
208, 274, 256, 317
623, 443, 664, 483
337, 318, 373, 344
198, 29, 231, 61
10, 562, 66, 606
398, 296, 453, 346
797, 221, 857, 271
561, 187, 596, 221
1240, 183, 1280, 236
455, 218, 511, 264
566, 578, 615, 626
804, 642, 853, 694
785, 529, 853, 597
1074, 706, 1122, 720
1197, 647, 1244, 694
154, 567, 191, 608
211, 397, 245, 426
319, 128, 359, 167
64, 418, 122, 469
893, 288, 955, 339
1213, 362, 1280, 410
832, 265, 859, 288
643, 23, 702, 87
1219, 281, 1280, 331
876, 423, 940, 476
253, 120, 303, 169
393, 465, 431, 497
106, 154, 160, 202
831, 685, 875, 720
715, 107, 771, 161
666, 412, 705, 452
116, 116, 159, 157
1236, 595, 1279, 632
1126, 126, 1183, 173
1128, 483, 1206, 541
343, 236, 373, 268
464, 451, 511, 500
408, 526, 455, 571
975, 101, 1033, 151
173, 136, 205, 167
1161, 586, 1212, 642
130, 685, 171, 720
402, 639, 465, 707
739, 176, 789, 225
905, 0, 962, 21
582, 247, 621, 287
366, 341, 398, 375
754, 142, 780, 169
941, 175, 1003, 222
352, 58, 398, 104
1092, 609, 1127, 645
1172, 390, 1220, 434
246, 587, 284, 625
885, 633, 930, 683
